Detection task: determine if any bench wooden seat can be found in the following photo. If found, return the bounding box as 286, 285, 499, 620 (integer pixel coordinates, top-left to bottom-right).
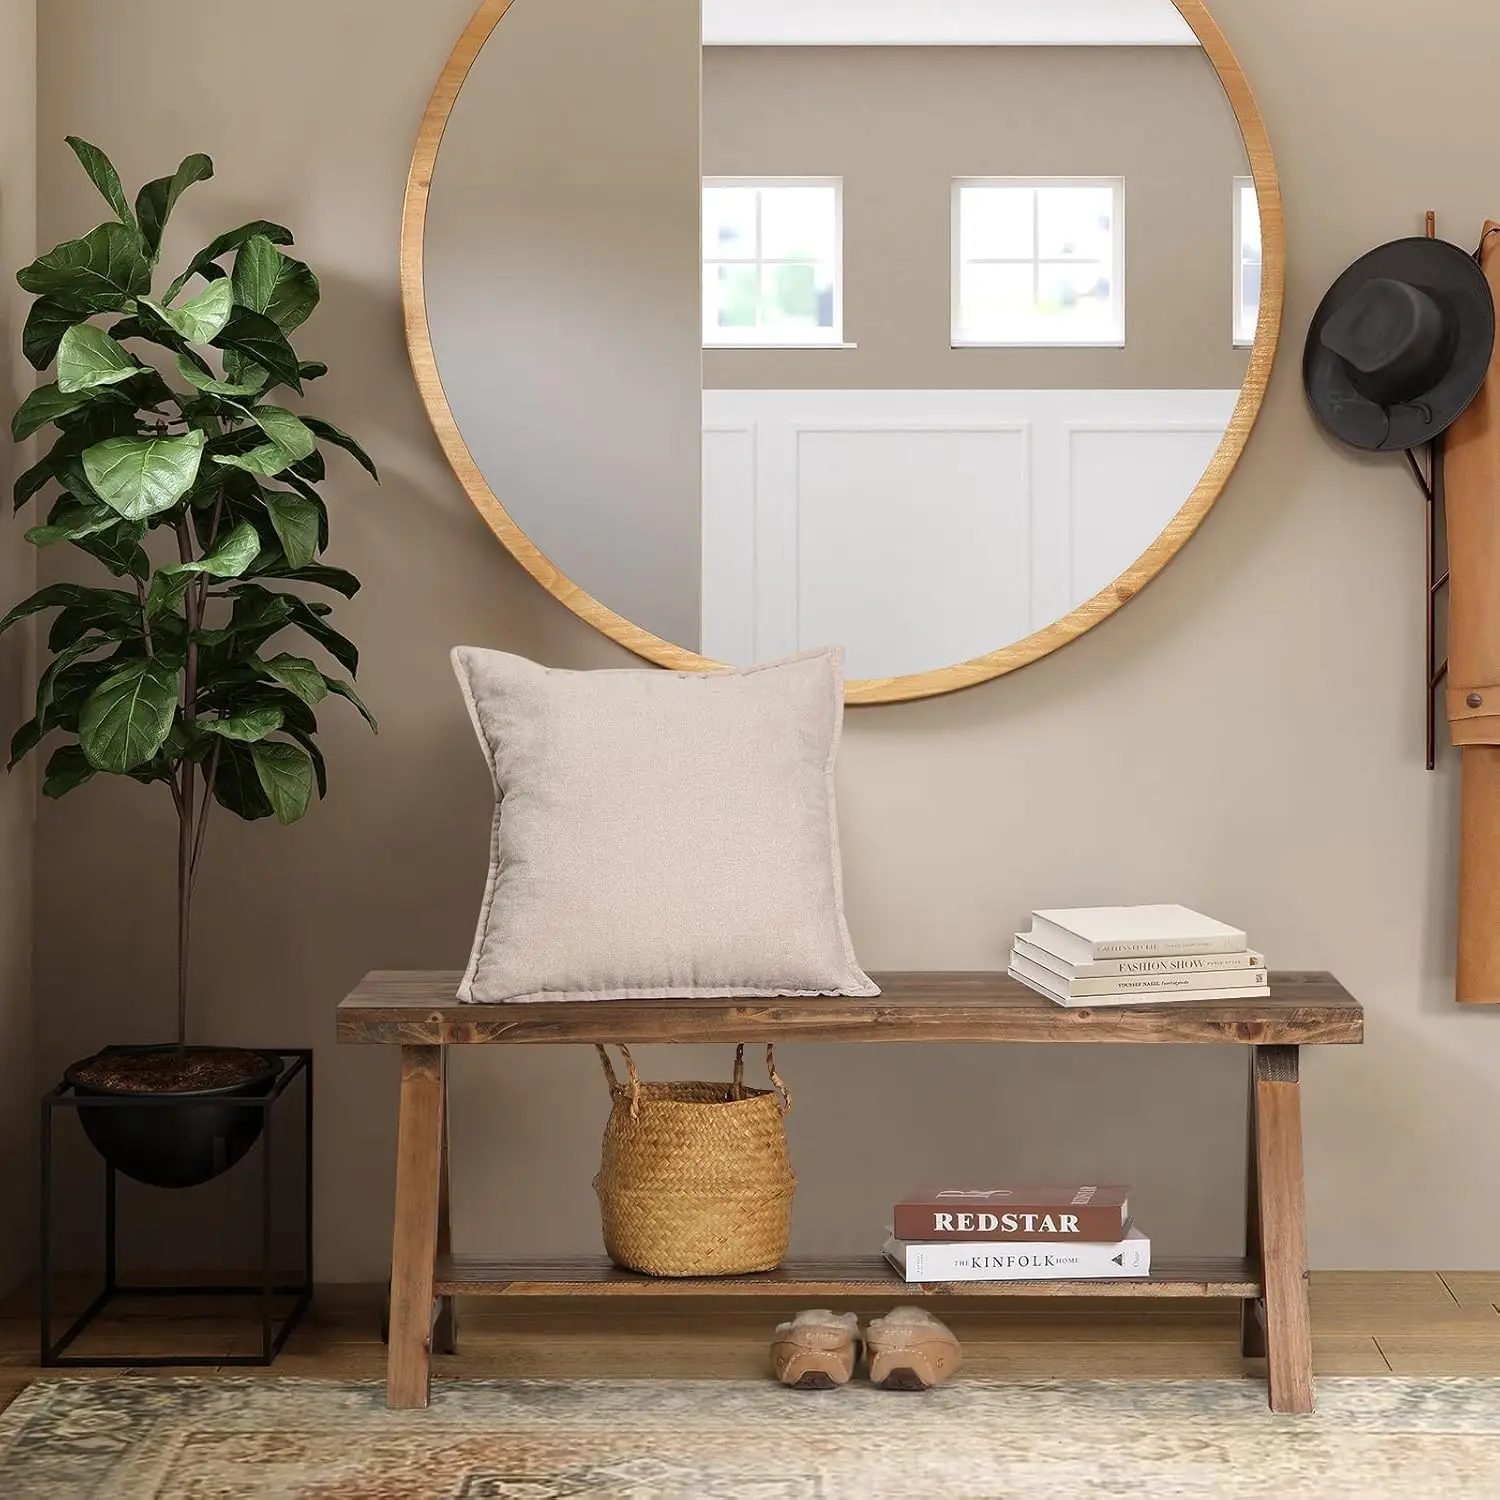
337, 970, 1363, 1414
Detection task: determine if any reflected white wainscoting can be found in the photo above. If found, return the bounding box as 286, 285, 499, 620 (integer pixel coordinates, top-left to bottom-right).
701, 389, 1238, 679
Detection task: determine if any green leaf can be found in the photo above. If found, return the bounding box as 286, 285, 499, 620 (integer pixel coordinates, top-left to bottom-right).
83, 429, 207, 520
173, 354, 268, 398
261, 653, 328, 706
196, 520, 263, 577
212, 446, 293, 479
325, 675, 377, 731
139, 280, 233, 345
17, 223, 152, 311
264, 259, 319, 334
261, 492, 319, 569
230, 236, 280, 313
213, 406, 316, 479
12, 384, 92, 442
135, 152, 214, 260
117, 368, 176, 411
210, 740, 273, 820
160, 519, 261, 580
44, 650, 125, 735
283, 598, 358, 674
0, 581, 102, 637
285, 725, 327, 798
47, 591, 138, 651
298, 361, 328, 383
303, 417, 379, 480
8, 717, 41, 769
56, 324, 139, 394
65, 137, 135, 229
124, 299, 193, 356
76, 521, 150, 580
145, 569, 193, 619
22, 298, 87, 370
24, 500, 119, 547
12, 455, 54, 512
250, 740, 314, 824
165, 220, 293, 305
203, 707, 283, 743
77, 659, 179, 772
252, 406, 316, 460
212, 309, 302, 394
232, 236, 320, 334
32, 636, 115, 736
267, 564, 359, 598
42, 744, 97, 798
290, 449, 325, 484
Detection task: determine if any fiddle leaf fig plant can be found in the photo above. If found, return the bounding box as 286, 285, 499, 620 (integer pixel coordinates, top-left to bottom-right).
4, 139, 378, 1048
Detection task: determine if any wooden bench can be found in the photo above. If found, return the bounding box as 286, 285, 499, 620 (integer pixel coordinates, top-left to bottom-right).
337, 970, 1363, 1413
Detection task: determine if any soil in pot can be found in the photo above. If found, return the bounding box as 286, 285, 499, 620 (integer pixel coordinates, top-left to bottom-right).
65, 1046, 284, 1190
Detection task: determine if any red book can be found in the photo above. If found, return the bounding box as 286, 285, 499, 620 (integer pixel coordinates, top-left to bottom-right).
893, 1185, 1131, 1243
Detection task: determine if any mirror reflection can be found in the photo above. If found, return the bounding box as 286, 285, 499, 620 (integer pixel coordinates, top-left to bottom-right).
423, 0, 1260, 682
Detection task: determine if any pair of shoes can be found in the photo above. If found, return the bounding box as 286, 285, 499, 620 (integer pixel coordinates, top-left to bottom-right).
771, 1308, 961, 1392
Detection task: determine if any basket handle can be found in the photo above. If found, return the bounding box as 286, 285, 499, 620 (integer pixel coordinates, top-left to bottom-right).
733, 1043, 792, 1115
595, 1043, 642, 1119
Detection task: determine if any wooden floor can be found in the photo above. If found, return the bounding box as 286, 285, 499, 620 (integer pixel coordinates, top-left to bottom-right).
2, 1273, 1499, 1413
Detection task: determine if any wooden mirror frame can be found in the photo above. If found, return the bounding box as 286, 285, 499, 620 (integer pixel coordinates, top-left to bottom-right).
402, 0, 1285, 705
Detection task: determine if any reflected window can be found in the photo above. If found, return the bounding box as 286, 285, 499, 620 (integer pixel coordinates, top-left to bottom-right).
1234, 177, 1262, 347
703, 179, 842, 347
953, 179, 1124, 347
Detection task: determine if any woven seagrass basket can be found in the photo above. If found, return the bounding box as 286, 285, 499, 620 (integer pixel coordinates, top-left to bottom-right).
593, 1043, 795, 1278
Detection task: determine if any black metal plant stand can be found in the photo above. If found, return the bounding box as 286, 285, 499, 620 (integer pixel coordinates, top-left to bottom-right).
40, 1048, 313, 1367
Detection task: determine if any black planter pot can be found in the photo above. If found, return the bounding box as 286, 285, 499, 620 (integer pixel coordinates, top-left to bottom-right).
63, 1046, 284, 1189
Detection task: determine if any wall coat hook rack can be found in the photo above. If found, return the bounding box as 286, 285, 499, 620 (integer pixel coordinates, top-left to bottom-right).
1304, 212, 1500, 1003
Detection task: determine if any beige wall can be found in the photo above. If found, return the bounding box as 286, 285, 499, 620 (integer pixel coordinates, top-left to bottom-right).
22, 0, 1500, 1279
426, 0, 702, 649
703, 44, 1252, 392
0, 0, 36, 1295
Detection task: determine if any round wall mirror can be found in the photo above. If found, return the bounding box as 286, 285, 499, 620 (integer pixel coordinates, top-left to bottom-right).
406, 0, 1284, 703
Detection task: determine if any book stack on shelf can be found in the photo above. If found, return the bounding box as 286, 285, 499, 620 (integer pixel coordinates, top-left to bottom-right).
1009, 904, 1266, 1009
883, 1186, 1148, 1284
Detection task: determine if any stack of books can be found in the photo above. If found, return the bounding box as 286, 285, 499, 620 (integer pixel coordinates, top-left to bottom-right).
1008, 904, 1266, 1009
883, 1185, 1149, 1283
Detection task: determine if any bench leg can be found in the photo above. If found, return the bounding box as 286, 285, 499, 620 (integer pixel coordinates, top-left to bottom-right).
1241, 1051, 1267, 1358
388, 1044, 444, 1409
433, 1050, 458, 1356
1253, 1044, 1314, 1413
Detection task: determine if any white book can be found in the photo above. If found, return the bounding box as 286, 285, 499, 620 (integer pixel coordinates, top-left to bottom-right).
1030, 905, 1247, 964
1009, 949, 1268, 1000
884, 1226, 1151, 1283
1014, 935, 1266, 980
1009, 966, 1269, 1009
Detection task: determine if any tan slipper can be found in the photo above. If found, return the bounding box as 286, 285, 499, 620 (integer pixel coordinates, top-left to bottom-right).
771, 1310, 862, 1390
865, 1307, 962, 1391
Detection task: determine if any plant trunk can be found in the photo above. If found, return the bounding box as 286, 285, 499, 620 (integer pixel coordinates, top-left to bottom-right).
177, 758, 194, 1051
176, 516, 203, 1053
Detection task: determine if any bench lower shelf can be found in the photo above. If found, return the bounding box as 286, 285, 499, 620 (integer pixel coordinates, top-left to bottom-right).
433, 1254, 1263, 1301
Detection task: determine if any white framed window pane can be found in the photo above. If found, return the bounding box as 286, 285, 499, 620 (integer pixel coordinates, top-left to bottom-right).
703, 187, 757, 261
1037, 187, 1115, 262
707, 263, 758, 334
760, 262, 835, 333
704, 178, 842, 345
760, 186, 836, 262
1038, 261, 1115, 333
959, 186, 1034, 260
1234, 178, 1262, 345
955, 178, 1122, 345
957, 262, 1035, 341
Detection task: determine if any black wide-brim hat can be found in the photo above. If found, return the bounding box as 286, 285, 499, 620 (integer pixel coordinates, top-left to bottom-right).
1304, 237, 1496, 452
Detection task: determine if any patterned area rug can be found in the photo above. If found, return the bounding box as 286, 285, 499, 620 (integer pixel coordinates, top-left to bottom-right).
3, 1376, 1500, 1498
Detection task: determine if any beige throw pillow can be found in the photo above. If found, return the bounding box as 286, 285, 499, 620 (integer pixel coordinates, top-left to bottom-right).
451, 647, 877, 1004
